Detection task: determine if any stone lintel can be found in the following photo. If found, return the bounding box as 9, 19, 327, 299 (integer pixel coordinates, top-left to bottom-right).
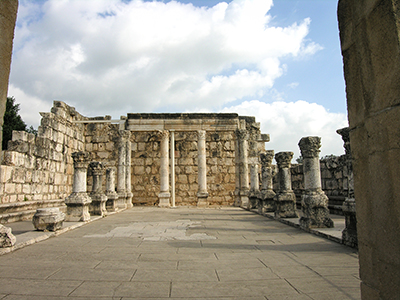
127, 118, 238, 131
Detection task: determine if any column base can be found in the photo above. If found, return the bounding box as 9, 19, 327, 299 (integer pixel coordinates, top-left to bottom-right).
299, 191, 334, 229
65, 192, 92, 222
158, 192, 171, 207
90, 193, 108, 217
117, 192, 127, 210
106, 192, 118, 212
32, 208, 65, 231
258, 190, 276, 215
274, 192, 298, 218
248, 191, 261, 210
342, 198, 357, 247
126, 192, 133, 208
197, 192, 209, 207
239, 189, 249, 209
233, 189, 241, 207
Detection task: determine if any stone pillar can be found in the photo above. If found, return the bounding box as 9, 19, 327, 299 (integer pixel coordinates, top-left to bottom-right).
105, 167, 118, 212
197, 130, 209, 206
234, 136, 241, 207
337, 127, 357, 248
298, 137, 333, 229
65, 151, 92, 222
89, 162, 108, 216
117, 130, 129, 209
338, 1, 400, 297
248, 162, 260, 210
274, 152, 298, 218
237, 129, 249, 208
158, 130, 170, 207
125, 137, 133, 208
259, 150, 276, 214
170, 130, 176, 207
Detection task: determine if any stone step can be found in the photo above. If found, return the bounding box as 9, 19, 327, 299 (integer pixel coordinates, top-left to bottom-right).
0, 200, 66, 224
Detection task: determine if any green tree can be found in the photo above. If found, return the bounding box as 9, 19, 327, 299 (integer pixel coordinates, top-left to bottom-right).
2, 96, 28, 150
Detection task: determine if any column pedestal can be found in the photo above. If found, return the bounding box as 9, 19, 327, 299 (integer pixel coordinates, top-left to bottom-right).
89, 162, 108, 217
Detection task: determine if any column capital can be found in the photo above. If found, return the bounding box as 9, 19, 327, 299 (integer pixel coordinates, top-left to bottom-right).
118, 130, 131, 140
236, 129, 249, 140
157, 130, 169, 140
260, 150, 274, 167
197, 130, 206, 140
72, 151, 91, 169
298, 136, 321, 158
275, 151, 293, 168
89, 161, 105, 176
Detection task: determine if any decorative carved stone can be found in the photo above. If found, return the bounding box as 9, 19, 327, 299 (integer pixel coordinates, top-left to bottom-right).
258, 150, 276, 214
274, 151, 298, 218
32, 208, 65, 231
89, 162, 108, 216
298, 137, 334, 229
0, 224, 16, 248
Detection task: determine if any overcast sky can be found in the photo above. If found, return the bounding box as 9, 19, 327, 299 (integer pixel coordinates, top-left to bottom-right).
8, 0, 348, 159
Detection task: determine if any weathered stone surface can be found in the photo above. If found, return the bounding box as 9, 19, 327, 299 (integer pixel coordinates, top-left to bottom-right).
0, 224, 16, 248
274, 152, 298, 218
258, 150, 275, 214
32, 208, 65, 231
338, 0, 400, 297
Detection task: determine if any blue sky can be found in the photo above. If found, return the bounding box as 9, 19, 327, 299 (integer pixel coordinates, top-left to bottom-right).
8, 0, 348, 159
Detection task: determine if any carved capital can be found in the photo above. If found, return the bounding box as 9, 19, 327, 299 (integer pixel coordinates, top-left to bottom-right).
260, 150, 274, 167
298, 136, 321, 158
197, 130, 206, 140
157, 130, 169, 140
118, 130, 131, 140
89, 161, 105, 176
275, 151, 293, 168
236, 129, 249, 140
72, 151, 91, 169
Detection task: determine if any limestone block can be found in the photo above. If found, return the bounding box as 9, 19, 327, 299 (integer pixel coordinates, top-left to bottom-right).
5, 183, 15, 194
0, 165, 13, 183
0, 225, 16, 248
32, 208, 65, 231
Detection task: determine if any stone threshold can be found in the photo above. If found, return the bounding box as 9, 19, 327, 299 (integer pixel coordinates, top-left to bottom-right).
248, 208, 350, 247
0, 210, 124, 256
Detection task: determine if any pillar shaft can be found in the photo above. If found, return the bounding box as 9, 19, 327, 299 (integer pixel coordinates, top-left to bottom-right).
298, 137, 333, 229
89, 161, 107, 216
259, 150, 276, 214
158, 130, 170, 207
106, 167, 118, 212
125, 137, 133, 208
237, 129, 249, 208
197, 130, 208, 206
274, 151, 298, 218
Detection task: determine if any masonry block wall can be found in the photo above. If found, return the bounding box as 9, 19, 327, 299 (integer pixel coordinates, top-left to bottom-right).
0, 101, 86, 204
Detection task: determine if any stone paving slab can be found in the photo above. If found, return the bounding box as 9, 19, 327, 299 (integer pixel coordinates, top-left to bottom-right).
0, 207, 360, 299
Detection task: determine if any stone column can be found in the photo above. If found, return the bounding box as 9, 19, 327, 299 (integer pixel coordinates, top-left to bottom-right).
125, 137, 133, 208
337, 127, 357, 247
117, 130, 129, 209
65, 151, 92, 222
274, 151, 298, 218
298, 137, 334, 229
248, 162, 260, 210
259, 150, 276, 214
197, 130, 209, 206
234, 136, 241, 207
105, 167, 118, 212
89, 162, 108, 216
158, 130, 170, 207
237, 129, 249, 208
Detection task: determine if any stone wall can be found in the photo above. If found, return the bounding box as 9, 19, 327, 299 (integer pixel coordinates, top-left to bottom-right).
0, 102, 86, 205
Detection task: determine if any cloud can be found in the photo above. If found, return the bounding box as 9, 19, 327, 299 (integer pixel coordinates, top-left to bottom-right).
221, 100, 348, 159
10, 0, 321, 118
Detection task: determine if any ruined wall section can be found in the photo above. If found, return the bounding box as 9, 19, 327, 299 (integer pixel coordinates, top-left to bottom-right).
0, 101, 86, 204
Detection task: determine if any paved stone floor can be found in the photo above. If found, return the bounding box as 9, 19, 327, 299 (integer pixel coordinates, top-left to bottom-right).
0, 207, 360, 299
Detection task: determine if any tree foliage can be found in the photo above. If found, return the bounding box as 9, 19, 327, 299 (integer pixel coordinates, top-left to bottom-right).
2, 97, 31, 150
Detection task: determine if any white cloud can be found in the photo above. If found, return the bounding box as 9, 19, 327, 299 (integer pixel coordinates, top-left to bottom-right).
11, 0, 321, 117
221, 100, 348, 159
